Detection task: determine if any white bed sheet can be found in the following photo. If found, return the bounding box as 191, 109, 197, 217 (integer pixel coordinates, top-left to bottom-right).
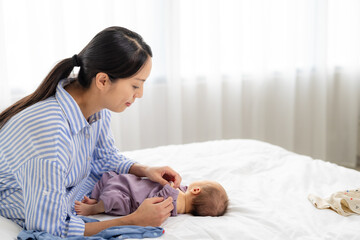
1, 139, 360, 239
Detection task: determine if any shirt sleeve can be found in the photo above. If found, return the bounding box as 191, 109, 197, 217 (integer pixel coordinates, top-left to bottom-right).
16, 158, 85, 237
92, 110, 135, 179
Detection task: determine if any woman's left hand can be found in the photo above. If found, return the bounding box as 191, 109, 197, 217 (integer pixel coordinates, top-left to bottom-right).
145, 166, 182, 188
129, 164, 182, 188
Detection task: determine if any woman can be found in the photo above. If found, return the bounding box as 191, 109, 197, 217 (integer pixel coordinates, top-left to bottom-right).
0, 26, 181, 237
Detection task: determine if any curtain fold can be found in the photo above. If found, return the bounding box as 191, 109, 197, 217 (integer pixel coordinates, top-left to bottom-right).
0, 0, 359, 167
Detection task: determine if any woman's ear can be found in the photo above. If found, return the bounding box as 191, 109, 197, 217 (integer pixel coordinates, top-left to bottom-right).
94, 72, 110, 90
190, 186, 201, 195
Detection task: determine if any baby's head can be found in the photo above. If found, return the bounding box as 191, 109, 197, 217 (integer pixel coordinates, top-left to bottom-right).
186, 180, 228, 216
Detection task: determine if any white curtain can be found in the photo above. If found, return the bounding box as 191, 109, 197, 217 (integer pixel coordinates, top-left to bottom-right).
0, 0, 359, 167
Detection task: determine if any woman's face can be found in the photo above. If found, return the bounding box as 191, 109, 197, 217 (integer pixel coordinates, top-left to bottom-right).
104, 57, 152, 113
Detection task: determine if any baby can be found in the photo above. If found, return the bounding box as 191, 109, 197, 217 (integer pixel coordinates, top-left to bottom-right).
75, 171, 228, 217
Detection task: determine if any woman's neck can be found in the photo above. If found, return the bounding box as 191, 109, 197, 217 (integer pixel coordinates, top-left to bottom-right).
65, 81, 101, 120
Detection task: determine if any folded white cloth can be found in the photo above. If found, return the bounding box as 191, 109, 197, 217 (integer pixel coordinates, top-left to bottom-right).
308, 189, 360, 216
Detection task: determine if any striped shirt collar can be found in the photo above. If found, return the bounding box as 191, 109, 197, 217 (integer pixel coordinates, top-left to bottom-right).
55, 79, 102, 135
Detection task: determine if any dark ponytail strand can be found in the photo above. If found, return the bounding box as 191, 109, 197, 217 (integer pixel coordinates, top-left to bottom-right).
0, 58, 74, 129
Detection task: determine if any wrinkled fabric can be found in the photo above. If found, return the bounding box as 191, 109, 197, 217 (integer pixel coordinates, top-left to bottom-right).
309, 189, 360, 216
18, 224, 164, 240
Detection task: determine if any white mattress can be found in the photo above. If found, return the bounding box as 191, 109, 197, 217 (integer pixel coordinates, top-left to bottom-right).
1, 139, 360, 239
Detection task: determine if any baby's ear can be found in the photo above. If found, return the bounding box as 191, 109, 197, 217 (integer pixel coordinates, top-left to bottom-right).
190, 186, 201, 195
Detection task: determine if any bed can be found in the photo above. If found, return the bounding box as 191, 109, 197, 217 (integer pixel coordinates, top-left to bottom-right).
1, 139, 360, 239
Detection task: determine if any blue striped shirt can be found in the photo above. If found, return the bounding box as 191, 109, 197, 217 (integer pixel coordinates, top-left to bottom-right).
0, 79, 135, 237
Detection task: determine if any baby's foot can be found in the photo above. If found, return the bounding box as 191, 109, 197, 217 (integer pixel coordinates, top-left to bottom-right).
82, 196, 98, 205
75, 201, 97, 216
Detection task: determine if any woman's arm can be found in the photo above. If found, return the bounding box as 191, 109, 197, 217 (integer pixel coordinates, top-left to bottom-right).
129, 163, 182, 188
92, 110, 182, 187
92, 110, 135, 178
84, 196, 174, 236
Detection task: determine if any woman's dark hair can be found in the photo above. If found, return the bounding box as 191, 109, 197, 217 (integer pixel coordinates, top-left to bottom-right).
0, 26, 152, 129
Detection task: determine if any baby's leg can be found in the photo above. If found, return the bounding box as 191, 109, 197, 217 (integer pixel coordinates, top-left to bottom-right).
75, 200, 105, 216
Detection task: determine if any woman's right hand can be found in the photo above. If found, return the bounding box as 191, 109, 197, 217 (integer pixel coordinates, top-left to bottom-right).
84, 196, 173, 236
131, 196, 174, 226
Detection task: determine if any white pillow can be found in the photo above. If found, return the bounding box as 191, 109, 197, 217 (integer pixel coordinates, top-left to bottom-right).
0, 216, 22, 240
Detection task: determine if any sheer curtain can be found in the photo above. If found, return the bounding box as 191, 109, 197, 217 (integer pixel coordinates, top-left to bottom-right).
0, 0, 359, 167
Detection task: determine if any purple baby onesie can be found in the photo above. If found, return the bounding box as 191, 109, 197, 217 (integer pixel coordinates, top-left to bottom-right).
90, 172, 188, 216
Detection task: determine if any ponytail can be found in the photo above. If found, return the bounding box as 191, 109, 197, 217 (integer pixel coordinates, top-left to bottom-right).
0, 58, 74, 129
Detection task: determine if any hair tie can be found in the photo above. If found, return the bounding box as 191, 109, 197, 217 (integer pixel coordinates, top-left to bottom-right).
72, 54, 80, 67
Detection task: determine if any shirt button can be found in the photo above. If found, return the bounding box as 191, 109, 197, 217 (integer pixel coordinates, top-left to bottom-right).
85, 134, 90, 139
87, 157, 91, 161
